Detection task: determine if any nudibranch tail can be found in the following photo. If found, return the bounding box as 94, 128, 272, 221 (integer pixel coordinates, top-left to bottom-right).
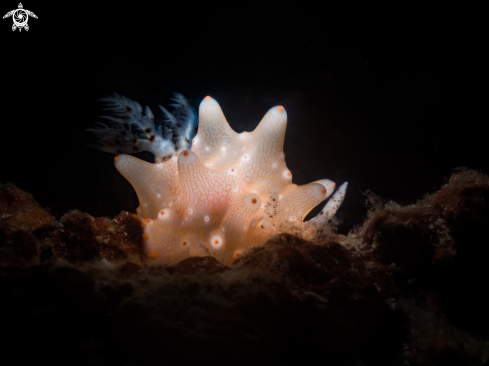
98, 95, 347, 265
309, 181, 348, 227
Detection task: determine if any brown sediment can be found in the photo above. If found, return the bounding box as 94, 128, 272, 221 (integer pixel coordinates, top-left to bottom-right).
0, 169, 488, 365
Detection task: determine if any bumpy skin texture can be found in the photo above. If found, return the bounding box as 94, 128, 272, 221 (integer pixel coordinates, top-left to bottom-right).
114, 96, 344, 265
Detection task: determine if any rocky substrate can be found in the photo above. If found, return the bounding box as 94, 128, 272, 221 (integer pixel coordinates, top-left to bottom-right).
1, 168, 488, 366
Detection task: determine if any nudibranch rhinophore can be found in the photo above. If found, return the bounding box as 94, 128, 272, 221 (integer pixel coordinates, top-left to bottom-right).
114, 96, 348, 265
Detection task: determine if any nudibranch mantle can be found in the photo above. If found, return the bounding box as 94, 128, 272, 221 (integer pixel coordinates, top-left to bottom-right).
115, 96, 347, 265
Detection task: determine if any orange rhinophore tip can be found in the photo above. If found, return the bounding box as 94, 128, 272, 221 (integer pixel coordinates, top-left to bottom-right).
183, 150, 189, 156
205, 96, 211, 101
278, 106, 284, 112
149, 251, 158, 258
161, 210, 165, 215
144, 233, 150, 240
114, 156, 119, 162
287, 172, 292, 176
332, 182, 336, 186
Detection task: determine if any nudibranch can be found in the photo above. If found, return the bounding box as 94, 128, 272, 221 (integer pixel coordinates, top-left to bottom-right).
110, 96, 347, 265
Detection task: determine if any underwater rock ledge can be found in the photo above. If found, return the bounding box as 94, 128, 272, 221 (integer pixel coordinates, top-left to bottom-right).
1, 168, 489, 366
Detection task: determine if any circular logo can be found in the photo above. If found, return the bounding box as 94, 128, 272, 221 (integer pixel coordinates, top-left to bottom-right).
12, 9, 28, 27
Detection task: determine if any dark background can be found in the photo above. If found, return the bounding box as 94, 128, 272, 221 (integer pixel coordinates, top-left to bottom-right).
0, 2, 483, 233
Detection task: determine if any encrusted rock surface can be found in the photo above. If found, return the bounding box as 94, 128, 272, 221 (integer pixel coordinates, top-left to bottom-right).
1, 170, 488, 366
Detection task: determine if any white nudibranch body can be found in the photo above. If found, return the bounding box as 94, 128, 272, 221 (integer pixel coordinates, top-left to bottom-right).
97, 96, 347, 265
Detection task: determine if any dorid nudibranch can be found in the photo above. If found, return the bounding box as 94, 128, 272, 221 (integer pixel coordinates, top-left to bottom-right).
91, 95, 348, 265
